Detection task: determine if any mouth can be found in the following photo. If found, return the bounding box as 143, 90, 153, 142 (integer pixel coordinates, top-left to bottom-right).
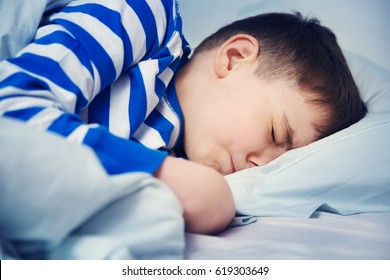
219, 156, 236, 175
229, 156, 236, 174
198, 156, 236, 175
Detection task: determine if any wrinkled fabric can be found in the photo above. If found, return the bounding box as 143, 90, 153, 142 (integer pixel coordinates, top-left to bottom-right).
0, 0, 75, 60
0, 118, 184, 259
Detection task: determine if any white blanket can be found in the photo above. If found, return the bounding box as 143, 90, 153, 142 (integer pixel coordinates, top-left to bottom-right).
0, 118, 184, 259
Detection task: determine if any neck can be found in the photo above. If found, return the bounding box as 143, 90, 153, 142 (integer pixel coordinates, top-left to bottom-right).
176, 52, 217, 111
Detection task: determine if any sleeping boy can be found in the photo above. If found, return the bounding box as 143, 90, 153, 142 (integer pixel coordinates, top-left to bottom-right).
0, 0, 367, 234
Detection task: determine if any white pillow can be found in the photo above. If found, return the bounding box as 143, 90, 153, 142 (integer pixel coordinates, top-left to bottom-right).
225, 52, 390, 217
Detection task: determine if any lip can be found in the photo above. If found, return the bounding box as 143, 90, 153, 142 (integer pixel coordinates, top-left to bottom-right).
201, 156, 236, 175
230, 156, 237, 174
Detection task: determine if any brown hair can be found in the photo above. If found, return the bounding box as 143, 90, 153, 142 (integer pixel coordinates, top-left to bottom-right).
193, 12, 367, 139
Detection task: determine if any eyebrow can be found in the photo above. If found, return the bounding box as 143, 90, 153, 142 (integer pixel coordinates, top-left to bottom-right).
283, 113, 295, 150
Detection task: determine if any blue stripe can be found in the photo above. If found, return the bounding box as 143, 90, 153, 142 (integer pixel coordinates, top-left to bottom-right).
3, 107, 45, 121
48, 113, 83, 136
128, 66, 147, 135
83, 126, 168, 174
161, 0, 174, 21
154, 76, 166, 100
88, 86, 111, 128
152, 43, 172, 60
51, 18, 116, 92
128, 0, 159, 59
60, 3, 134, 71
170, 56, 182, 71
8, 53, 88, 113
161, 0, 176, 43
144, 109, 173, 145
165, 79, 184, 149
156, 53, 174, 73
34, 30, 94, 77
0, 72, 49, 92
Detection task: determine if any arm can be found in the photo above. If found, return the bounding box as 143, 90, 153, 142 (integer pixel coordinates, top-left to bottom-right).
0, 0, 172, 174
0, 0, 233, 233
155, 156, 235, 234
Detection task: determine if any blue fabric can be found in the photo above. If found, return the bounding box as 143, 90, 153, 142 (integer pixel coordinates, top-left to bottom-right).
0, 0, 188, 259
0, 0, 190, 175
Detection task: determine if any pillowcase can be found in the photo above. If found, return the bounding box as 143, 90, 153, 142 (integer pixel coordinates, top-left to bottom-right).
225, 52, 390, 217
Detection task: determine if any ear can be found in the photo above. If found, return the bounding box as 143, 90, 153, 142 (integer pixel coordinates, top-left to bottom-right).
214, 34, 259, 78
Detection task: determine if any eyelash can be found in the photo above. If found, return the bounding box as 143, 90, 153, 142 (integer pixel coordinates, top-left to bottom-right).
271, 127, 276, 143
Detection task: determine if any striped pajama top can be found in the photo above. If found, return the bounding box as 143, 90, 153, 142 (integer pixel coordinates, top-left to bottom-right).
0, 0, 191, 175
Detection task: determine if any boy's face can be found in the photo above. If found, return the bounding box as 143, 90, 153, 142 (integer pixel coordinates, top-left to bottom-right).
182, 75, 322, 175
177, 35, 324, 175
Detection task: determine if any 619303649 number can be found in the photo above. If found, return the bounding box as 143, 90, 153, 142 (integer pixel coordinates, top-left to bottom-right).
215, 266, 269, 276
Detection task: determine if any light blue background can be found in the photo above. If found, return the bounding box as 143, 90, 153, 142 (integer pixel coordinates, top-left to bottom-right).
178, 0, 390, 70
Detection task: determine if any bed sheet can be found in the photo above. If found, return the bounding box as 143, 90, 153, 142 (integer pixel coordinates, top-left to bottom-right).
185, 212, 390, 260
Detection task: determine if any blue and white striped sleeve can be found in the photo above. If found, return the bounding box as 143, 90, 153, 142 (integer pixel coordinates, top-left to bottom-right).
0, 0, 176, 175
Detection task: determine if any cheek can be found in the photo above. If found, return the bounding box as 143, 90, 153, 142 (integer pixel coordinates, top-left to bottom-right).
183, 123, 222, 160
231, 120, 269, 151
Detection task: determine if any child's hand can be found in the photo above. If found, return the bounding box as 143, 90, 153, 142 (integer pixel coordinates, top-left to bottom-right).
155, 156, 235, 234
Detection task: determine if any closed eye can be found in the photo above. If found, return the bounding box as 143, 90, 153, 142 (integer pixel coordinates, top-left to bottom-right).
271, 126, 276, 143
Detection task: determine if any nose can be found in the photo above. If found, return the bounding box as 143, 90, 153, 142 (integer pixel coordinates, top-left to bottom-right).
246, 146, 287, 168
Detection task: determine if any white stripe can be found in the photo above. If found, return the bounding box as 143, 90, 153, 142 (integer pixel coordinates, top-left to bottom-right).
109, 75, 131, 139
172, 0, 177, 21
28, 108, 90, 145
0, 83, 53, 102
27, 107, 63, 131
0, 61, 77, 112
157, 67, 174, 88
0, 60, 21, 82
34, 23, 102, 98
21, 42, 94, 102
145, 0, 167, 45
0, 92, 58, 114
90, 63, 101, 97
66, 0, 147, 65
79, 106, 89, 123
50, 11, 124, 79
31, 76, 76, 113
35, 24, 74, 40
67, 124, 90, 143
138, 60, 160, 117
156, 97, 180, 149
166, 31, 183, 58
133, 123, 165, 150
